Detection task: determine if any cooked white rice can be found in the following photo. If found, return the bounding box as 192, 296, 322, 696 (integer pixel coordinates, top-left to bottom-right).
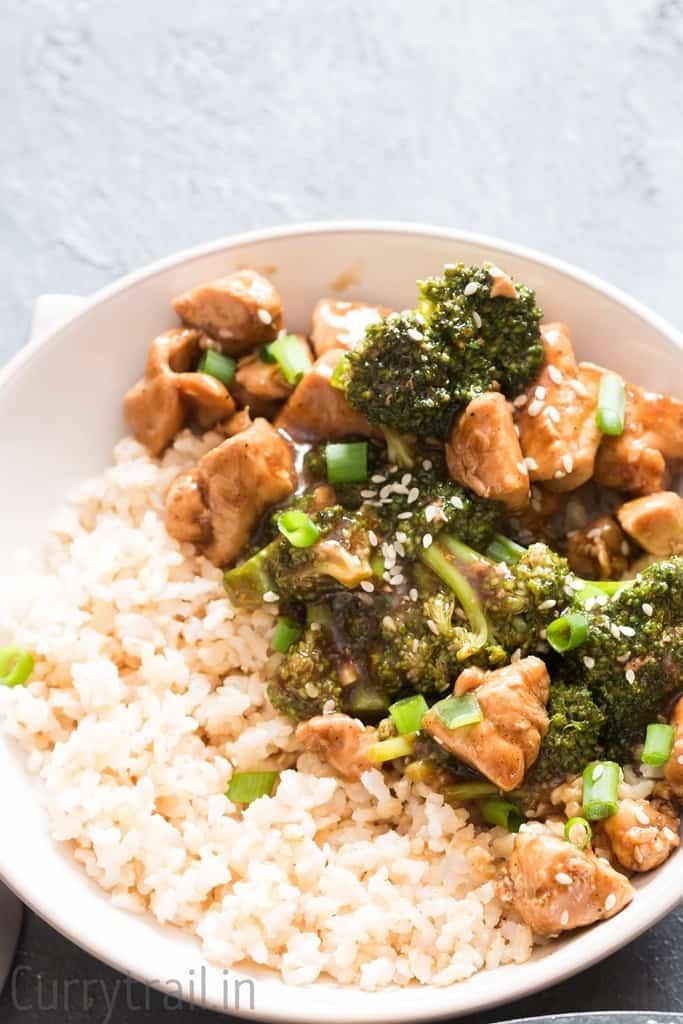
0, 430, 534, 989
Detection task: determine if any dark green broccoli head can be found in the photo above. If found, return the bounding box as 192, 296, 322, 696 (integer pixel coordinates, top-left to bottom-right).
268, 624, 342, 720
528, 682, 605, 786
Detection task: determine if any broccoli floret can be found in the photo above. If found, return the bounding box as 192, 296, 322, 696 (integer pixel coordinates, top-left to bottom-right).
268, 625, 342, 720
528, 683, 605, 786
342, 263, 543, 437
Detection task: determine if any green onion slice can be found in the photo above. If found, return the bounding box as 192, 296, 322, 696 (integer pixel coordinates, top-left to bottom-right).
389, 694, 429, 735
596, 373, 626, 437
277, 510, 321, 548
228, 770, 279, 804
443, 781, 499, 802
271, 617, 303, 654
547, 612, 589, 653
366, 734, 415, 764
642, 723, 675, 767
432, 692, 483, 730
481, 797, 524, 832
0, 646, 34, 687
582, 760, 620, 820
264, 334, 311, 386
564, 816, 593, 849
325, 442, 368, 484
198, 349, 237, 387
260, 343, 278, 363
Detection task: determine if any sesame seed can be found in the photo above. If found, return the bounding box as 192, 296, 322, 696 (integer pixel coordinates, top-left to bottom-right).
539, 599, 557, 611
527, 399, 544, 417
621, 541, 630, 556
513, 394, 528, 407
415, 311, 426, 325
360, 580, 375, 593
625, 669, 636, 684
257, 308, 272, 324
663, 827, 677, 842
371, 474, 386, 484
409, 588, 418, 602
547, 405, 561, 423
425, 505, 436, 523
561, 454, 574, 474
524, 456, 539, 471
422, 459, 432, 470
398, 511, 412, 520
619, 625, 636, 637
610, 623, 622, 640
604, 893, 617, 912
427, 619, 439, 635
394, 541, 406, 558
401, 474, 412, 486
368, 530, 378, 547
677, 755, 683, 766
517, 461, 527, 475
263, 591, 280, 603
555, 872, 573, 886
642, 603, 653, 617
473, 311, 482, 329
407, 487, 420, 504
560, 910, 570, 927
511, 648, 522, 663
395, 531, 408, 543
635, 807, 650, 826
535, 385, 547, 400
569, 378, 589, 397
464, 281, 480, 296
547, 365, 563, 384
382, 615, 396, 631
583, 656, 595, 669
391, 573, 405, 586
407, 328, 424, 341
422, 533, 433, 549
360, 489, 377, 499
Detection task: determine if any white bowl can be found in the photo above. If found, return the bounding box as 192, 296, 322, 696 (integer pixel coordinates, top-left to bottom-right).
1, 221, 682, 1023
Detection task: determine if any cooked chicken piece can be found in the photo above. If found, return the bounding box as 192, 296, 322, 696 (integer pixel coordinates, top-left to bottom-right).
276, 348, 378, 442
310, 299, 388, 357
664, 699, 683, 798
446, 392, 530, 510
296, 714, 377, 780
591, 373, 683, 495
516, 323, 602, 493
421, 657, 550, 791
617, 491, 683, 556
567, 515, 631, 580
222, 407, 253, 437
123, 328, 235, 455
172, 270, 282, 355
503, 831, 634, 936
487, 265, 518, 300
231, 336, 313, 416
601, 797, 680, 873
165, 418, 296, 565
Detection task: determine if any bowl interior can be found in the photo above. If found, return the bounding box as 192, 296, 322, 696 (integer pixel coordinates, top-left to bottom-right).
1, 224, 682, 1023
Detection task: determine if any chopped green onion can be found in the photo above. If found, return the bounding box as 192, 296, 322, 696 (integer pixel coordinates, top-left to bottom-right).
271, 617, 303, 654
547, 612, 589, 653
582, 760, 620, 820
227, 770, 279, 804
264, 334, 311, 385
596, 373, 626, 437
325, 442, 368, 484
277, 509, 321, 548
389, 694, 429, 735
260, 343, 277, 363
432, 692, 483, 730
443, 781, 499, 802
642, 723, 675, 767
330, 354, 350, 390
0, 646, 34, 687
370, 551, 385, 578
481, 797, 524, 832
564, 816, 593, 849
198, 349, 237, 387
366, 734, 415, 764
485, 534, 526, 564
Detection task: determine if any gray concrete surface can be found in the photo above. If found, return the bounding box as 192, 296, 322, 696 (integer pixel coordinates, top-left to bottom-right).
2, 0, 683, 1020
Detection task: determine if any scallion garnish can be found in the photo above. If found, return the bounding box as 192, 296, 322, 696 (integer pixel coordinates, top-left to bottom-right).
227, 770, 279, 804
443, 781, 499, 802
264, 334, 311, 385
582, 760, 620, 820
277, 510, 321, 548
547, 612, 589, 653
325, 442, 368, 484
642, 723, 675, 767
198, 349, 237, 387
564, 816, 593, 849
480, 797, 523, 832
366, 734, 415, 764
389, 694, 428, 735
432, 692, 483, 730
271, 617, 303, 654
0, 646, 34, 688
596, 373, 626, 437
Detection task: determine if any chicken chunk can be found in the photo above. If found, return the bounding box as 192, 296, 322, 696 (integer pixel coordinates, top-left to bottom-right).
516, 323, 602, 493
446, 392, 530, 510
295, 714, 377, 780
567, 515, 631, 580
617, 491, 683, 556
487, 264, 518, 300
276, 349, 378, 442
310, 299, 388, 357
231, 336, 313, 417
172, 270, 282, 355
601, 797, 680, 873
503, 831, 634, 936
421, 658, 550, 791
165, 418, 296, 565
665, 698, 683, 798
123, 328, 235, 455
592, 375, 683, 495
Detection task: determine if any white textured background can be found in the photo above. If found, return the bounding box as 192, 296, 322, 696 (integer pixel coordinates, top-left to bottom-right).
3, 0, 683, 362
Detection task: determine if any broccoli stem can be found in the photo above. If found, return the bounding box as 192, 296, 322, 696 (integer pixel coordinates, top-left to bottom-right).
485, 533, 526, 564
419, 541, 489, 656
380, 427, 415, 469
223, 540, 277, 608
